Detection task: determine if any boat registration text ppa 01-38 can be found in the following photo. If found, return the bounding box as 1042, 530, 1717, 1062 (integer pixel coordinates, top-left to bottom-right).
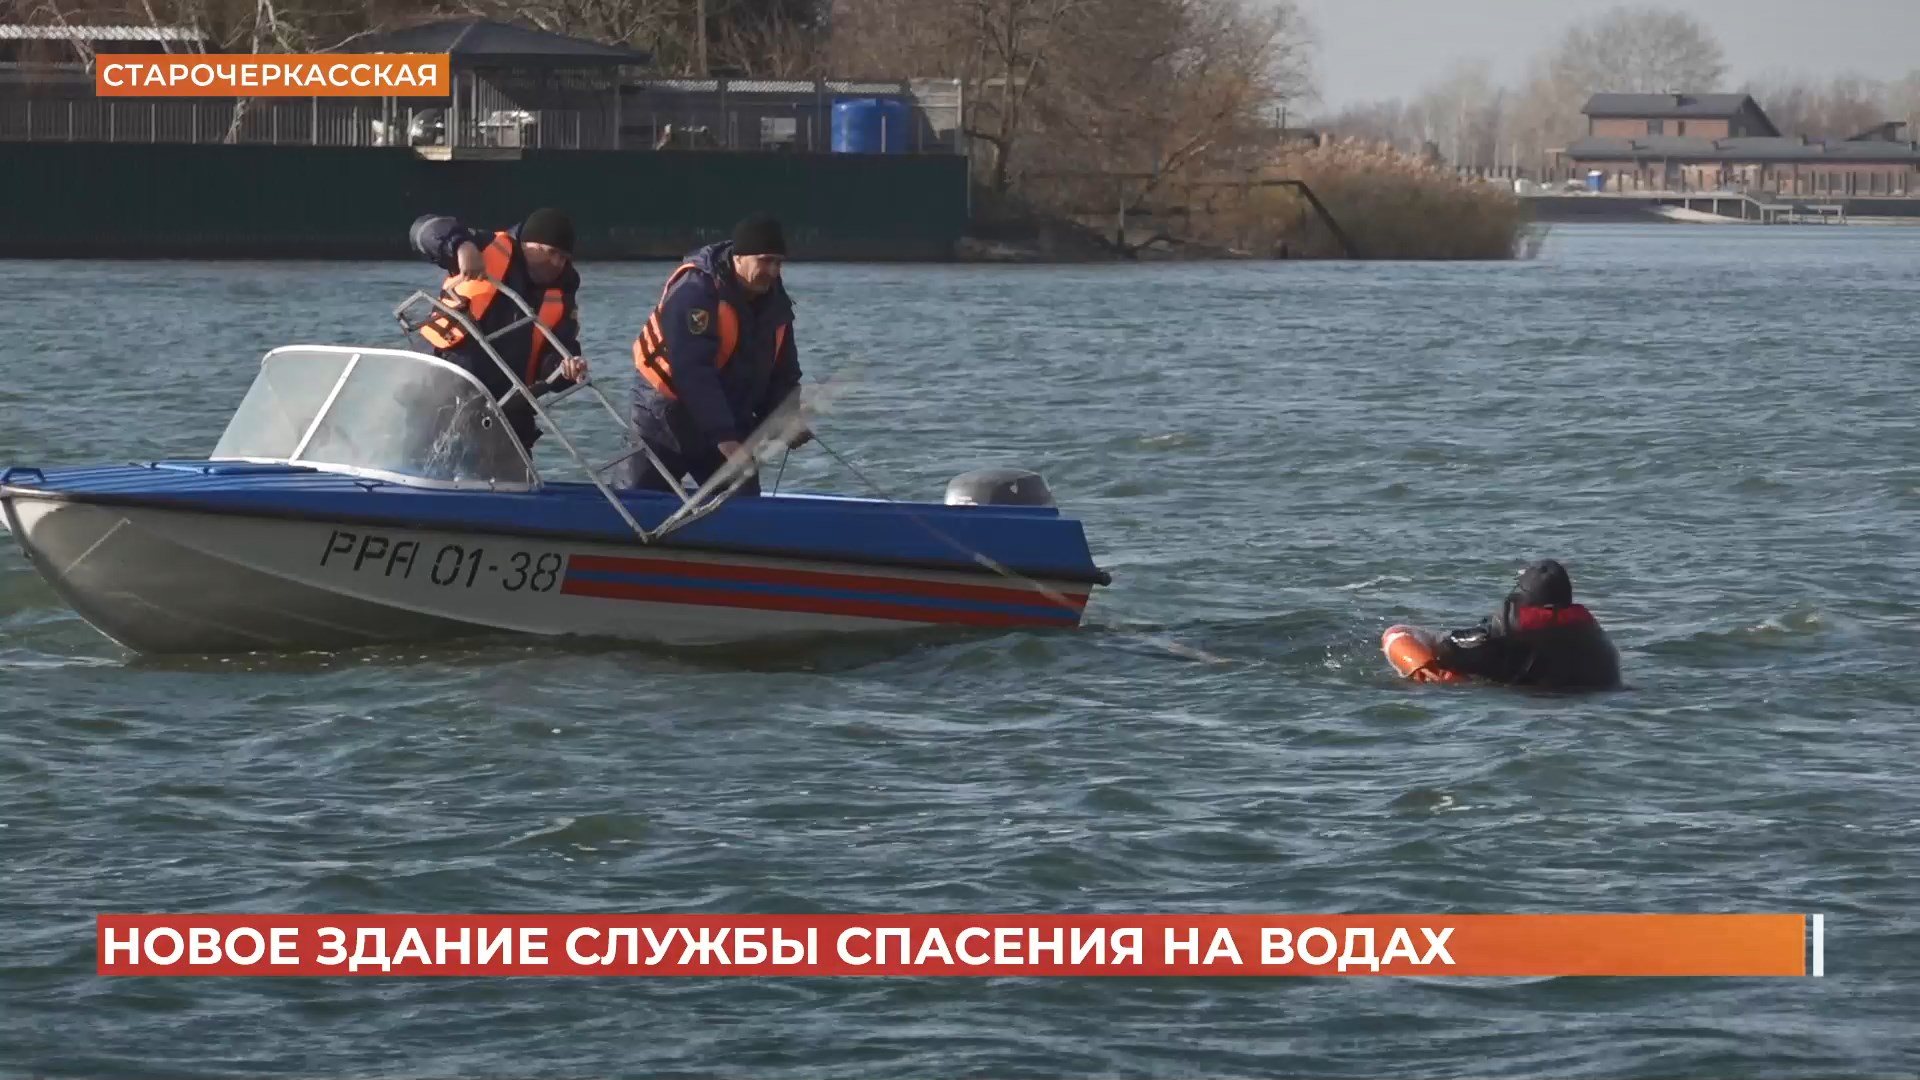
317, 527, 565, 594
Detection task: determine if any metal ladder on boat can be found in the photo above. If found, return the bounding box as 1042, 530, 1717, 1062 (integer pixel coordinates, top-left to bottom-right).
392, 279, 806, 545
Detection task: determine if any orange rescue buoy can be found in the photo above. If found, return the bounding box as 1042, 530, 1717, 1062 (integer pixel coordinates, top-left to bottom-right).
1381, 624, 1468, 683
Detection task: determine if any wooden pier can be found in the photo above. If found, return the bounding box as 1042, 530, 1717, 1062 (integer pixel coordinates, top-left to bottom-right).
1520, 190, 1891, 225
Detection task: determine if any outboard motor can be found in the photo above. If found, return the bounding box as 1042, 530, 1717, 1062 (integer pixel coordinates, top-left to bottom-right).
944, 467, 1055, 507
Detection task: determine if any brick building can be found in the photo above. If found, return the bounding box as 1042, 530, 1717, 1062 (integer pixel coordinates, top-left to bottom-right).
1564, 93, 1920, 197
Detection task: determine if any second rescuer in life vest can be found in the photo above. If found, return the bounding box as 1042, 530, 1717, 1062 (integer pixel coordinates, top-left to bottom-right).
409, 208, 589, 453
624, 213, 809, 495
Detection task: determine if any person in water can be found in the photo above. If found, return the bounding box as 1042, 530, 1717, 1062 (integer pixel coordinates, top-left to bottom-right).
621, 212, 809, 496
409, 208, 590, 453
1429, 558, 1622, 689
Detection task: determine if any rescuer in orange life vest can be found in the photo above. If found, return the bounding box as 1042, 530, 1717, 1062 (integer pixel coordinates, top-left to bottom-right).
622, 213, 809, 496
1427, 559, 1623, 690
409, 208, 590, 452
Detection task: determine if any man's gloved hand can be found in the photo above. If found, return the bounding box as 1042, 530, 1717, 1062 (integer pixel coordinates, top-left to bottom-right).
783, 427, 814, 449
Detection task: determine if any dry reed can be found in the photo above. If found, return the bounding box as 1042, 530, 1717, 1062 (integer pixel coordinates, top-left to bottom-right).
1186, 138, 1537, 260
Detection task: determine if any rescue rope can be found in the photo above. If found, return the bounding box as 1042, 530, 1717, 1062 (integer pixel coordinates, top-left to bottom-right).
771, 446, 791, 495
805, 433, 1231, 667
808, 434, 1085, 615
546, 342, 1223, 666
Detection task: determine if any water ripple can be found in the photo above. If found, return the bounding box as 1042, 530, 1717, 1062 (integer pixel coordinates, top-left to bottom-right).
2, 227, 1917, 1077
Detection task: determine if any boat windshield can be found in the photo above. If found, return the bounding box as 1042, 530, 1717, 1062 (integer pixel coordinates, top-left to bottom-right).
211, 346, 537, 490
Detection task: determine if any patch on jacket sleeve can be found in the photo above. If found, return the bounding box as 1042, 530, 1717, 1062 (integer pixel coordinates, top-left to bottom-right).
687, 308, 711, 335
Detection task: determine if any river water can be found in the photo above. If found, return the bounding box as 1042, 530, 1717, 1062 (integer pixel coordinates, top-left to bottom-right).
2, 224, 1916, 1078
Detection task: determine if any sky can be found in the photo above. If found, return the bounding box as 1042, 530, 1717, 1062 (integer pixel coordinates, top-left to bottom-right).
1295, 0, 1920, 110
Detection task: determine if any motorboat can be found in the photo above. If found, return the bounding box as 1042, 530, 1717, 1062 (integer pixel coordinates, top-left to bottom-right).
0, 283, 1111, 656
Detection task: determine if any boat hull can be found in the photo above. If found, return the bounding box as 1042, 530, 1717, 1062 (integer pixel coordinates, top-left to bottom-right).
1, 494, 1093, 655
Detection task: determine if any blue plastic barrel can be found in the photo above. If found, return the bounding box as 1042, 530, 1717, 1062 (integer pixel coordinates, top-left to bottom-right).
830, 98, 910, 154
1586, 170, 1605, 192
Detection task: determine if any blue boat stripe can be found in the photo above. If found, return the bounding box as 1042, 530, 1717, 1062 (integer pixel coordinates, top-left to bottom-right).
2, 461, 1110, 586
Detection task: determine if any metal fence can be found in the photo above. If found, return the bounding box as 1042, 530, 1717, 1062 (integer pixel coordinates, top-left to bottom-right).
0, 95, 405, 145
0, 66, 965, 154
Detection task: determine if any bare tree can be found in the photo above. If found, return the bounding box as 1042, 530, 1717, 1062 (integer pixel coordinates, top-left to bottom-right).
1891, 70, 1920, 138
1319, 9, 1723, 177
1815, 74, 1887, 137
199, 0, 412, 140
1555, 5, 1724, 94
1743, 73, 1815, 136
823, 0, 962, 76
967, 0, 1093, 194
29, 0, 831, 85
1314, 61, 1512, 170
1504, 4, 1726, 172
1414, 59, 1504, 168
829, 0, 1102, 194
1317, 97, 1419, 152
1742, 71, 1898, 139
454, 0, 686, 61
709, 0, 826, 76
710, 4, 821, 75
1029, 0, 1311, 249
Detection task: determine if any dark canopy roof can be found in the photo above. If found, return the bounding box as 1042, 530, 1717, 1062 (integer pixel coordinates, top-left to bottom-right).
1567, 134, 1920, 164
1585, 93, 1753, 119
1583, 93, 1781, 136
347, 17, 651, 68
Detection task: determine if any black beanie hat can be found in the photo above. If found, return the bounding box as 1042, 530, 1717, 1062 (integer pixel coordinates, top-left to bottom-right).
520, 208, 575, 254
1513, 559, 1574, 607
731, 213, 787, 257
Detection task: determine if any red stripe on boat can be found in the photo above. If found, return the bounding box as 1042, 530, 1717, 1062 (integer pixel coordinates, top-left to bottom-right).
564, 553, 1088, 610
559, 577, 1083, 627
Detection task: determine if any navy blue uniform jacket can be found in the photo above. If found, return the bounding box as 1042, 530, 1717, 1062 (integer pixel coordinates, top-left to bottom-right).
631, 240, 802, 455
408, 213, 582, 401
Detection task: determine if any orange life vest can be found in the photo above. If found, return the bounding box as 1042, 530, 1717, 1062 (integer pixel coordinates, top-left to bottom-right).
631, 262, 791, 401
419, 230, 569, 385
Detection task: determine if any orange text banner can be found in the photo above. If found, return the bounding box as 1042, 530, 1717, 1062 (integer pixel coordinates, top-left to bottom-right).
94, 54, 450, 98
95, 914, 1815, 977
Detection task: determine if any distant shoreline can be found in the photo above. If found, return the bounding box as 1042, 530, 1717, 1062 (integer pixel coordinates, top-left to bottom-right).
1521, 192, 1920, 227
